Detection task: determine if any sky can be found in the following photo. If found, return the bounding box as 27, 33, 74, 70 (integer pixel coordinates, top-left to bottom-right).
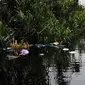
78, 0, 85, 6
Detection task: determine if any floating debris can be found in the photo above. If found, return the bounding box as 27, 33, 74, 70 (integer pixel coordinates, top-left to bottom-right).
7, 49, 13, 53
59, 44, 65, 47
7, 47, 12, 50
39, 53, 44, 56
69, 51, 76, 54
35, 44, 46, 48
53, 46, 59, 48
63, 48, 69, 51
53, 42, 59, 45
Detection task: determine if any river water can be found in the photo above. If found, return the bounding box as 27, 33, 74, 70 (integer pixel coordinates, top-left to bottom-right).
0, 39, 85, 85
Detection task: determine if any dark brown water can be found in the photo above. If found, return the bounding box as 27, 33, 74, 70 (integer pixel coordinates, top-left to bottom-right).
0, 41, 85, 85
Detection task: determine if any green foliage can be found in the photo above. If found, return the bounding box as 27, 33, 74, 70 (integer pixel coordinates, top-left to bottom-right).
0, 21, 5, 36
0, 0, 85, 44
73, 10, 85, 29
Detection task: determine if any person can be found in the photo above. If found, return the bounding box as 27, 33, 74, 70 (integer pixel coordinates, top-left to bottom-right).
19, 49, 29, 56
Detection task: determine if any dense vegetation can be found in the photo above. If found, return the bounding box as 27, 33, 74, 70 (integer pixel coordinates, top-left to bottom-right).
0, 0, 85, 45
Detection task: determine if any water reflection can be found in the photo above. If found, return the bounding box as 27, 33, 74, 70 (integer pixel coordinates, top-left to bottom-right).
43, 45, 82, 85
43, 48, 71, 85
0, 42, 84, 85
55, 49, 71, 85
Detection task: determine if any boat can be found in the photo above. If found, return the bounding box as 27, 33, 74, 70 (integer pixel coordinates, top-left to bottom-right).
6, 48, 29, 60
7, 55, 19, 60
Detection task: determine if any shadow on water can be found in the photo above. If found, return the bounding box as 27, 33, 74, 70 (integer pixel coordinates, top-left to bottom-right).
0, 46, 47, 85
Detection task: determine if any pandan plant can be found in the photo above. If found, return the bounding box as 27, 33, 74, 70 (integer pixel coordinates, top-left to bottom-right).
10, 39, 31, 50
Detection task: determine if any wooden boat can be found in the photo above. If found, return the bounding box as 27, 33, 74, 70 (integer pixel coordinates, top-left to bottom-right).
6, 48, 29, 60
7, 53, 29, 60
